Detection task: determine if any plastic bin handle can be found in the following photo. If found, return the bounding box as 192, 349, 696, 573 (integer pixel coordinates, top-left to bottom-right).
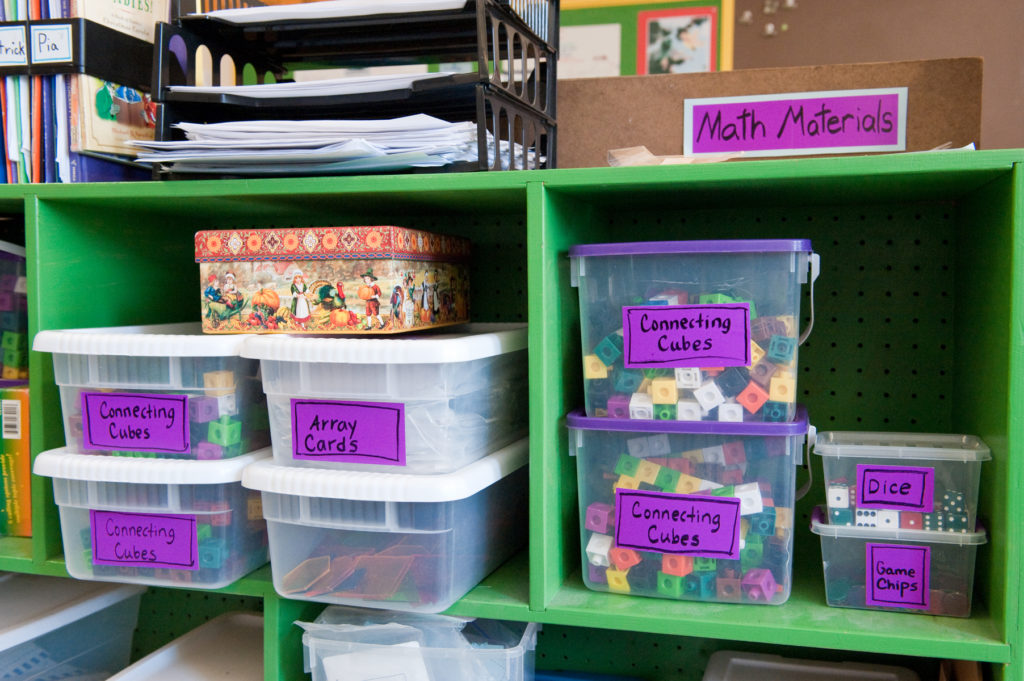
794, 424, 817, 502
798, 253, 820, 346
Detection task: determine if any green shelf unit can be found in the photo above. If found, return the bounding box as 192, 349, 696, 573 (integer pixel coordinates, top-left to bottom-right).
0, 149, 1018, 680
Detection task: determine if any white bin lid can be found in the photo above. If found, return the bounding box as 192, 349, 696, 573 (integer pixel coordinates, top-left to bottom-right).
702, 650, 920, 681
239, 323, 527, 364
810, 507, 987, 546
814, 431, 991, 462
243, 438, 528, 502
32, 322, 251, 357
0, 573, 143, 652
107, 612, 262, 680
33, 447, 271, 485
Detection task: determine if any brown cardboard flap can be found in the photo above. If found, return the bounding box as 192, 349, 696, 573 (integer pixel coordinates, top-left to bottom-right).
556, 58, 982, 168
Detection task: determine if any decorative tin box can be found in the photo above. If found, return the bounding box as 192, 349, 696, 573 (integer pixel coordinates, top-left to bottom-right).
195, 226, 471, 334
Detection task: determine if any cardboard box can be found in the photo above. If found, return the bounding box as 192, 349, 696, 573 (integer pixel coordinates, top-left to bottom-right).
195, 226, 471, 334
557, 58, 982, 168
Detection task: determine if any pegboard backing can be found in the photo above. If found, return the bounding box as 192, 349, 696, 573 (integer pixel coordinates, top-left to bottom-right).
590, 200, 957, 433
130, 587, 263, 662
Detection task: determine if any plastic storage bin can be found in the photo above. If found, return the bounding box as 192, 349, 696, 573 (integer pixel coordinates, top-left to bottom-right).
242, 438, 529, 612
814, 431, 990, 532
241, 323, 528, 474
568, 408, 811, 605
33, 447, 270, 589
569, 239, 818, 422
702, 650, 920, 681
0, 572, 143, 681
810, 507, 986, 617
300, 607, 539, 681
32, 322, 269, 460
107, 612, 262, 680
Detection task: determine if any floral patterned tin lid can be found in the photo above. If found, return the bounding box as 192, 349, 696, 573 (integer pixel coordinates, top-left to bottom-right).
195, 226, 471, 263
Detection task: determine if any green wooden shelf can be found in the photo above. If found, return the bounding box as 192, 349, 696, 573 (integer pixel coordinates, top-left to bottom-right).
4, 151, 1022, 680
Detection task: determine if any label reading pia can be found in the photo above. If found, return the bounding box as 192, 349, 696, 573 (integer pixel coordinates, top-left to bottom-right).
291, 399, 405, 465
614, 489, 740, 559
622, 303, 751, 368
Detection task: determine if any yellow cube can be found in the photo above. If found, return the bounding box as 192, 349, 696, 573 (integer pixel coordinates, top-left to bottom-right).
748, 341, 765, 368
675, 474, 703, 493
583, 354, 609, 379
769, 373, 796, 403
203, 369, 236, 396
615, 474, 640, 491
650, 377, 678, 404
635, 459, 661, 484
606, 568, 631, 593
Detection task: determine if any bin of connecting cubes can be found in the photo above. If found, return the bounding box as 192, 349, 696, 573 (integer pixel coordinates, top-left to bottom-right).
568, 407, 811, 605
241, 323, 527, 474
33, 447, 270, 589
569, 239, 818, 423
815, 431, 990, 533
32, 323, 269, 460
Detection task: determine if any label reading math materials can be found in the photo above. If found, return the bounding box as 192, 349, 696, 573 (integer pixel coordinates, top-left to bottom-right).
857, 464, 935, 512
81, 392, 189, 454
90, 510, 199, 570
291, 399, 405, 466
865, 543, 930, 610
622, 304, 750, 368
684, 88, 907, 158
614, 489, 740, 559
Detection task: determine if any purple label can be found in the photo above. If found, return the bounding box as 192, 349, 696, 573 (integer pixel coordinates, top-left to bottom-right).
81, 392, 189, 454
90, 510, 198, 570
622, 304, 750, 368
857, 464, 935, 512
291, 399, 405, 466
614, 489, 740, 559
865, 543, 930, 610
686, 89, 906, 156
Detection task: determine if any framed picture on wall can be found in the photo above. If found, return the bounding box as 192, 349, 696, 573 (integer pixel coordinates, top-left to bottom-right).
560, 0, 733, 76
637, 6, 717, 74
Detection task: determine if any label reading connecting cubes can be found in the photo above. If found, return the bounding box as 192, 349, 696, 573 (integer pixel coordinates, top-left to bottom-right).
622, 304, 751, 368
865, 543, 930, 610
90, 510, 199, 570
291, 399, 406, 466
81, 391, 190, 454
856, 464, 935, 512
614, 488, 741, 559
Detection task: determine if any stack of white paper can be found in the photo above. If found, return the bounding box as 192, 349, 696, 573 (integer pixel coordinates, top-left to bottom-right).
167, 72, 464, 100
131, 113, 537, 174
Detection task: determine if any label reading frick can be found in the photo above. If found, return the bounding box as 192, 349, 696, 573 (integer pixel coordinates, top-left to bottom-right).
90, 510, 199, 570
291, 399, 405, 466
81, 391, 190, 454
865, 543, 930, 610
614, 489, 740, 559
622, 303, 751, 368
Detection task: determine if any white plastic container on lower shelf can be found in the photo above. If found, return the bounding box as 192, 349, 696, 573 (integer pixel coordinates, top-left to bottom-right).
240, 323, 528, 474
702, 650, 920, 680
242, 438, 529, 612
107, 611, 263, 680
0, 572, 143, 681
33, 447, 271, 589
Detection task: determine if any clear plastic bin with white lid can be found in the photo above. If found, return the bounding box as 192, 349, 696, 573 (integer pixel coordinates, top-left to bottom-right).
33, 447, 270, 589
299, 606, 539, 681
242, 437, 528, 612
814, 431, 990, 532
240, 323, 528, 474
701, 650, 920, 681
569, 239, 818, 423
810, 506, 986, 617
32, 322, 269, 460
0, 572, 143, 681
107, 612, 263, 680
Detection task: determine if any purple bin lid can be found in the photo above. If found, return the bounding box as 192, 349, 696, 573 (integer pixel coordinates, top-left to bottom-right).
566, 404, 809, 437
569, 239, 812, 258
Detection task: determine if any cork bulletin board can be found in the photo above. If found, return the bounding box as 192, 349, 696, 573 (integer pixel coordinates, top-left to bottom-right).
556, 57, 983, 168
